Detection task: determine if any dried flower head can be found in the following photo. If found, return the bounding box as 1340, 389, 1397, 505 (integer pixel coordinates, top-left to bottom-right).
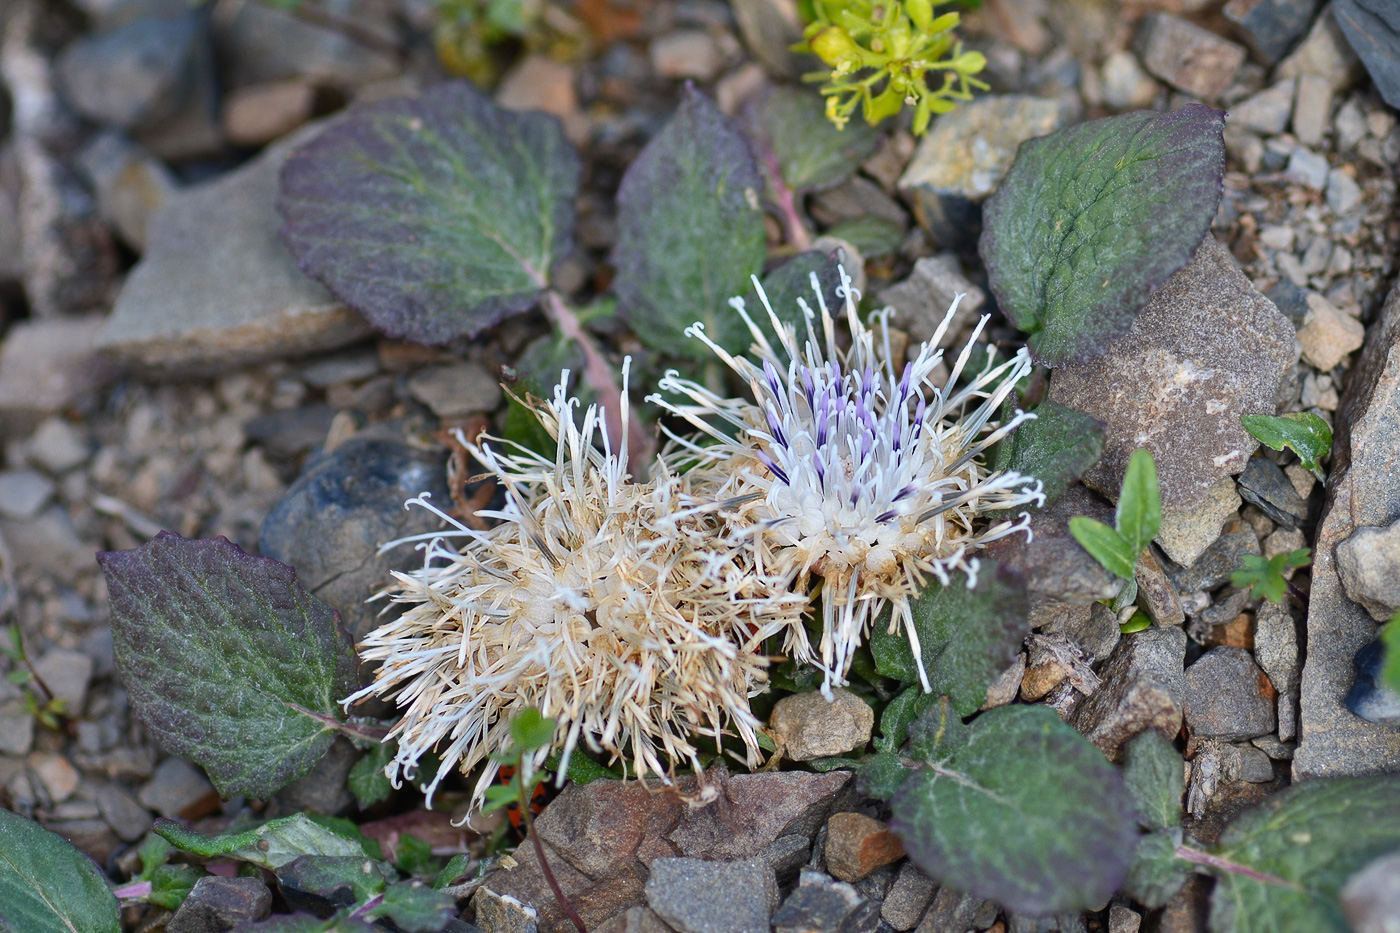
347, 369, 806, 809
653, 268, 1044, 695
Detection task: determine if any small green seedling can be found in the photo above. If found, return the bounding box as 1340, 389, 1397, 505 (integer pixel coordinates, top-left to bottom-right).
1069, 449, 1161, 623
1230, 549, 1311, 604
1241, 412, 1332, 483
0, 624, 67, 730
1383, 612, 1400, 696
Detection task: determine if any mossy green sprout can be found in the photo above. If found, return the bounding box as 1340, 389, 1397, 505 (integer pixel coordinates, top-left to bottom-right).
795, 0, 988, 135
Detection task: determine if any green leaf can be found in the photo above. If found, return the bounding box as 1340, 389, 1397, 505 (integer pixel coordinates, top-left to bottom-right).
868, 562, 1030, 716
612, 86, 767, 358
1068, 516, 1136, 581
369, 880, 457, 932
824, 215, 904, 257
905, 696, 970, 762
508, 707, 557, 752
890, 705, 1139, 915
155, 814, 368, 870
877, 686, 942, 753
276, 855, 393, 906
979, 104, 1226, 366
148, 864, 203, 911
1126, 828, 1191, 909
543, 747, 623, 785
757, 247, 851, 333
1240, 413, 1333, 478
0, 809, 120, 933
751, 85, 881, 193
240, 915, 376, 933
857, 751, 910, 800
97, 533, 360, 799
393, 835, 438, 878
1205, 775, 1400, 933
1122, 731, 1183, 831
1116, 449, 1162, 556
1230, 549, 1310, 604
279, 81, 580, 344
433, 854, 473, 890
348, 743, 395, 810
1382, 612, 1400, 696
991, 400, 1105, 511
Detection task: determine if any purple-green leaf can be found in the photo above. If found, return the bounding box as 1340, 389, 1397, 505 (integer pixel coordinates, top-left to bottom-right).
612, 85, 767, 358
278, 82, 580, 345
980, 104, 1226, 366
97, 533, 360, 799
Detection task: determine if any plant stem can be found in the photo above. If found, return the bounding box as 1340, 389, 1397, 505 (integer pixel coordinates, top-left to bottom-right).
519, 766, 587, 932
541, 289, 652, 471
757, 143, 813, 251
1174, 844, 1300, 890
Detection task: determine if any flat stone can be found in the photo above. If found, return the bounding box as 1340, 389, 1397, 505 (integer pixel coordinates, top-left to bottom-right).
32, 648, 93, 712
770, 689, 874, 761
56, 12, 204, 130
259, 439, 450, 641
1228, 78, 1296, 134
1108, 904, 1142, 933
771, 870, 876, 933
1168, 518, 1261, 593
272, 736, 356, 814
1224, 0, 1322, 64
1332, 0, 1400, 110
138, 757, 215, 818
877, 255, 985, 348
913, 887, 985, 933
880, 863, 936, 931
1297, 281, 1400, 777
27, 418, 90, 474
97, 781, 152, 842
1182, 647, 1276, 741
983, 484, 1120, 605
593, 908, 675, 933
167, 876, 273, 933
1236, 455, 1309, 529
1073, 625, 1187, 760
1134, 12, 1246, 99
0, 317, 110, 435
75, 131, 178, 253
214, 0, 399, 90
1254, 601, 1300, 696
0, 685, 35, 756
649, 31, 722, 82
475, 888, 540, 933
1235, 743, 1276, 782
0, 506, 92, 584
729, 0, 805, 78
27, 752, 81, 802
1100, 50, 1159, 111
1047, 236, 1296, 518
1292, 73, 1334, 146
1286, 146, 1330, 190
1277, 5, 1366, 90
0, 470, 55, 520
406, 361, 503, 420
823, 813, 904, 883
98, 126, 372, 374
1300, 292, 1366, 371
644, 858, 777, 933
1155, 476, 1242, 568
1135, 549, 1184, 627
1336, 519, 1400, 620
1327, 167, 1363, 215
496, 55, 587, 146
223, 79, 318, 147
1341, 851, 1400, 933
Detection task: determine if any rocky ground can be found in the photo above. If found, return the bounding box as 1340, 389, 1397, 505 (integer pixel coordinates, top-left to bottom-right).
1, 0, 1399, 930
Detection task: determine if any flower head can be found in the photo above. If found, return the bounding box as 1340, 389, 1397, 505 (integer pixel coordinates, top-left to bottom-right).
347, 367, 805, 809
653, 268, 1043, 695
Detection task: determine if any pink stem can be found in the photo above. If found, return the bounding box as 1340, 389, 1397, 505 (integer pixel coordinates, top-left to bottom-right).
758, 144, 813, 251
1174, 845, 1300, 890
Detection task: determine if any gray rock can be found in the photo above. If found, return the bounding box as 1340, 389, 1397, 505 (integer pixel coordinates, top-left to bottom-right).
1252, 733, 1296, 759
259, 438, 449, 642
299, 348, 380, 388
0, 317, 111, 435
475, 888, 540, 933
97, 782, 152, 842
31, 649, 93, 713
0, 506, 92, 583
214, 0, 399, 90
729, 0, 806, 78
27, 418, 90, 474
56, 12, 204, 130
913, 887, 984, 933
1341, 850, 1400, 933
1235, 743, 1276, 782
1277, 4, 1366, 90
1199, 588, 1250, 629
770, 689, 874, 761
98, 126, 372, 374
823, 812, 904, 883
771, 869, 875, 933
982, 484, 1120, 606
0, 470, 55, 520
1134, 12, 1246, 99
1236, 455, 1309, 529
407, 361, 503, 420
1228, 78, 1297, 134
898, 95, 1064, 241
272, 737, 357, 815
1332, 0, 1400, 110
168, 876, 273, 933
1100, 50, 1159, 111
1254, 601, 1300, 695
1108, 904, 1141, 933
71, 0, 190, 29
881, 863, 936, 931
1327, 166, 1364, 215
1286, 145, 1331, 190
0, 678, 35, 757
1297, 281, 1400, 778
1292, 73, 1334, 146
650, 31, 723, 82
1335, 520, 1400, 620
645, 858, 778, 933
1344, 639, 1400, 725
877, 255, 984, 349
243, 404, 339, 460
1048, 237, 1295, 525
1182, 647, 1276, 741
1072, 625, 1187, 760
1167, 519, 1261, 593
593, 908, 675, 933
75, 132, 177, 253
1224, 0, 1322, 64
1135, 550, 1184, 627
1156, 476, 1243, 569
138, 757, 215, 818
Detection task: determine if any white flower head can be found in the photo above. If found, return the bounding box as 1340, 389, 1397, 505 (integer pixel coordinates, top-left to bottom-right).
652, 267, 1044, 696
346, 364, 806, 811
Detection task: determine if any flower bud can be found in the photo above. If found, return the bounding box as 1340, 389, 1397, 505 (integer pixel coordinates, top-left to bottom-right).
810, 26, 860, 68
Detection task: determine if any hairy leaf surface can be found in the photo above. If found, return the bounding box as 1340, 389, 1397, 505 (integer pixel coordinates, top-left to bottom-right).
0, 809, 119, 933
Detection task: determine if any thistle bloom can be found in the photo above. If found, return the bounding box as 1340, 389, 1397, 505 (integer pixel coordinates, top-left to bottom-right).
346, 368, 806, 809
652, 268, 1044, 696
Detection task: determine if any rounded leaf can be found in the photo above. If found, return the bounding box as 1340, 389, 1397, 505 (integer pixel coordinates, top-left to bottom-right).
0, 809, 119, 933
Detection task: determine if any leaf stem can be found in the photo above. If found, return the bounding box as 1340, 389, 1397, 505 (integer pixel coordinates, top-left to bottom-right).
519, 764, 587, 932
757, 142, 812, 251
1174, 844, 1301, 890
541, 289, 652, 471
